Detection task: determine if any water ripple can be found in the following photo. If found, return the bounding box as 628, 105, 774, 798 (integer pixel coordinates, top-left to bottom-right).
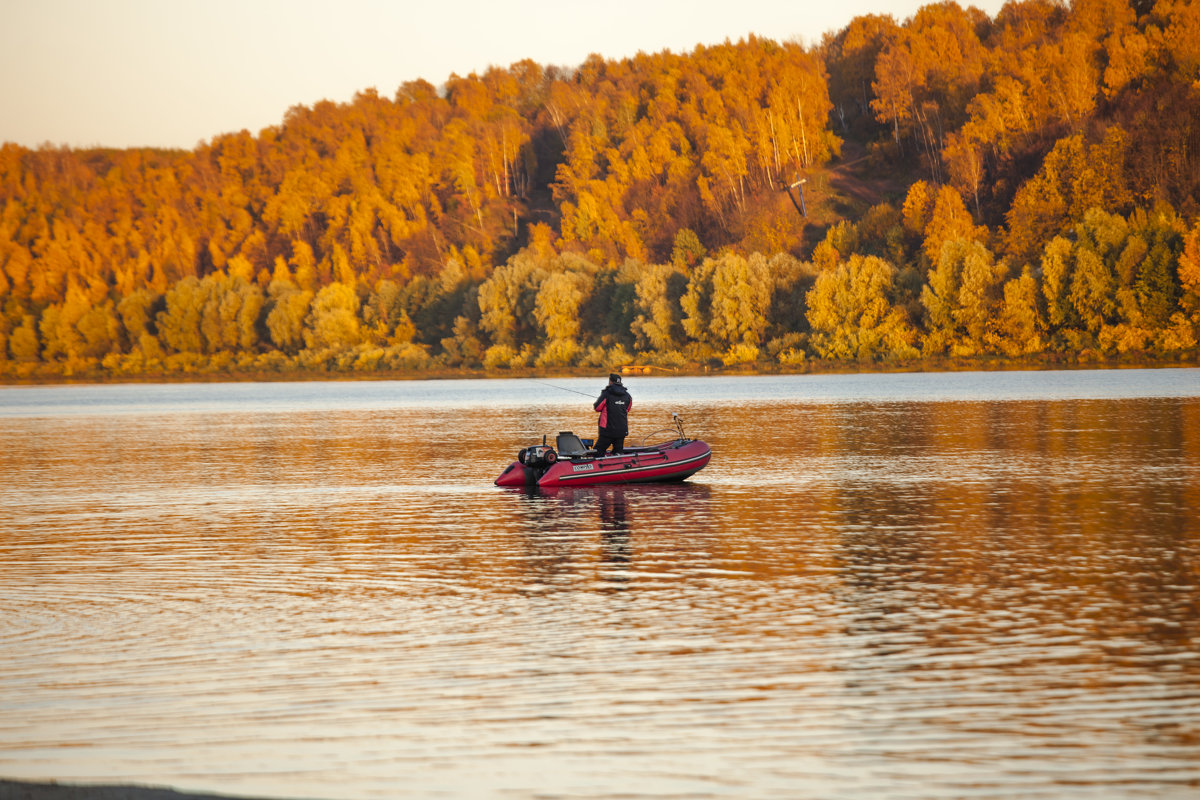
1, 381, 1199, 798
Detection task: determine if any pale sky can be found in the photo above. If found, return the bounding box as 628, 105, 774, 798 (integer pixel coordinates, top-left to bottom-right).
1, 0, 1007, 150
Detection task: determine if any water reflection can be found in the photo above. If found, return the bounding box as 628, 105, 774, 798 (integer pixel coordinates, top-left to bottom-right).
495, 484, 719, 591
1, 377, 1198, 799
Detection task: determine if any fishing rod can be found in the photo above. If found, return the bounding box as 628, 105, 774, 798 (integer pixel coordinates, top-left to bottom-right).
529, 379, 595, 398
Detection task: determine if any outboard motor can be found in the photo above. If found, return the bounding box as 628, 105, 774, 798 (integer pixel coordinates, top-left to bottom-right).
496, 444, 559, 487
518, 445, 558, 468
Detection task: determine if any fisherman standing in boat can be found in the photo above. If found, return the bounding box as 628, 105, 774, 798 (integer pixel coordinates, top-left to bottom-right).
592, 373, 632, 455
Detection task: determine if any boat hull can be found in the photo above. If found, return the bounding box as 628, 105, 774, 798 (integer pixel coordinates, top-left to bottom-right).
495, 439, 711, 488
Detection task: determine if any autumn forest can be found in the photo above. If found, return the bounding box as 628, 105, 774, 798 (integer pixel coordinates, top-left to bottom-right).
2, 0, 1199, 379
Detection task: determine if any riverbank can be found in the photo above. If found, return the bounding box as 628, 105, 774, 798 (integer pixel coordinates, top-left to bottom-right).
2, 352, 1195, 385
0, 780, 270, 800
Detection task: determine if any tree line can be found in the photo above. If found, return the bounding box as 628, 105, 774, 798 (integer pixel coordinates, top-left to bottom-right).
2, 0, 1198, 378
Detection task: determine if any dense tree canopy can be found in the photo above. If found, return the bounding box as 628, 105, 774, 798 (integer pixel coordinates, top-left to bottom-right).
3, 1, 1198, 378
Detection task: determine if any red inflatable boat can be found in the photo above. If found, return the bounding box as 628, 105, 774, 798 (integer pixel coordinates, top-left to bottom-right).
495, 416, 711, 489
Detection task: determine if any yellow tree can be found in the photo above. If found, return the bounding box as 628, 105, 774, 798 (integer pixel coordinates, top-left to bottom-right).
1004, 129, 1132, 264
943, 129, 985, 215
266, 282, 313, 354
871, 2, 986, 178
1040, 235, 1078, 333
304, 282, 361, 351
1160, 0, 1200, 80
629, 261, 686, 353
534, 268, 594, 366
698, 125, 751, 228
822, 13, 899, 127
1067, 208, 1125, 338
1048, 32, 1101, 130
920, 239, 1009, 356
709, 252, 774, 359
157, 276, 205, 354
477, 249, 548, 349
117, 289, 161, 352
40, 280, 118, 361
806, 254, 918, 360
994, 267, 1048, 356
922, 184, 986, 267
760, 44, 838, 179
902, 180, 934, 236
7, 316, 40, 362
1180, 219, 1200, 328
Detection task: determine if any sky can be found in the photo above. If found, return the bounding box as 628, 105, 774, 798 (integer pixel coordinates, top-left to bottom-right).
1, 0, 1007, 151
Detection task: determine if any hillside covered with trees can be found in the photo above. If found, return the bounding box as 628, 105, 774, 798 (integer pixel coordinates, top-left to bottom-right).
2, 0, 1199, 379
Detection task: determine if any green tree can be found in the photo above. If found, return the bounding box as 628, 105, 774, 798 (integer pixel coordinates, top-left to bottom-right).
440, 312, 485, 367
1127, 206, 1184, 330
670, 228, 706, 271
765, 252, 817, 339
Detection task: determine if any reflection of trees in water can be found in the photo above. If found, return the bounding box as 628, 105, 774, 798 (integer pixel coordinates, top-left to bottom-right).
818, 398, 1200, 676
802, 398, 1200, 769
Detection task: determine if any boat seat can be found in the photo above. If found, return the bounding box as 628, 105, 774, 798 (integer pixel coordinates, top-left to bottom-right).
556, 431, 588, 456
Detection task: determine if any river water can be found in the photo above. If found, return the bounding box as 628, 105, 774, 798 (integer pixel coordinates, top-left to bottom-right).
1, 369, 1198, 799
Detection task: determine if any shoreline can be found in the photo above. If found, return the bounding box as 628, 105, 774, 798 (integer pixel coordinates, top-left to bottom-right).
2, 356, 1196, 387
0, 780, 275, 800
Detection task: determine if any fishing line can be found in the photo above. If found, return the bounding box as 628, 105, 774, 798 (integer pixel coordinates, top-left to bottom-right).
529, 379, 595, 398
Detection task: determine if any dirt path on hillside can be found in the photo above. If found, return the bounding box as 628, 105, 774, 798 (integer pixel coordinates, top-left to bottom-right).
824, 139, 909, 208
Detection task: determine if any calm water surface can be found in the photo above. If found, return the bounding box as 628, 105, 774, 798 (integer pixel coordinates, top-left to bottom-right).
2, 369, 1199, 799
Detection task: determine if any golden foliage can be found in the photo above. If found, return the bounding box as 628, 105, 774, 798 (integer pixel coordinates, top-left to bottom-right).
2, 3, 1198, 376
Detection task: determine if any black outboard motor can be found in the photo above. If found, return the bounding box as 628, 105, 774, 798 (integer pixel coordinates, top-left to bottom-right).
498, 434, 562, 487
518, 445, 558, 468
501, 444, 557, 486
